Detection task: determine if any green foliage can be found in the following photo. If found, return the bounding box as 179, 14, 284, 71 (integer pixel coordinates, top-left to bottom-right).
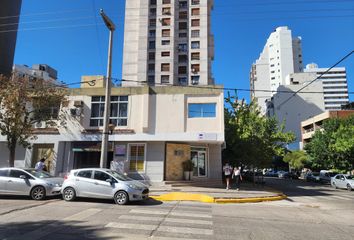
223, 95, 295, 168
0, 74, 65, 167
283, 150, 308, 170
304, 115, 354, 171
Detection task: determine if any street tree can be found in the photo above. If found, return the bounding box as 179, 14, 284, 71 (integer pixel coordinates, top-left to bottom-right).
223, 94, 295, 170
0, 74, 65, 167
283, 150, 309, 170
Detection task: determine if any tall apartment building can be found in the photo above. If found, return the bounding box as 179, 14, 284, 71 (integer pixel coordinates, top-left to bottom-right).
250, 26, 303, 113
13, 64, 59, 84
122, 0, 214, 87
0, 0, 22, 75
304, 63, 349, 111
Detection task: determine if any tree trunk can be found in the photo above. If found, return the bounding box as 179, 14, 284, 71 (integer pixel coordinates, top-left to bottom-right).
9, 145, 16, 167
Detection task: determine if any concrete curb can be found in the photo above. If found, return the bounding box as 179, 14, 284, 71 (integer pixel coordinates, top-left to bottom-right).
150, 192, 287, 204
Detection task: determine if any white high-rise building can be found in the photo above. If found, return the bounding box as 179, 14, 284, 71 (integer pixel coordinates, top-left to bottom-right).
304, 63, 349, 111
250, 26, 303, 113
122, 0, 214, 87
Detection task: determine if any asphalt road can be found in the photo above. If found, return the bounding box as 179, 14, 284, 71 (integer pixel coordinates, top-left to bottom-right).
0, 178, 353, 240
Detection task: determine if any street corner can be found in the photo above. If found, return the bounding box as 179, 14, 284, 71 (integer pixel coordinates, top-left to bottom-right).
150, 192, 215, 203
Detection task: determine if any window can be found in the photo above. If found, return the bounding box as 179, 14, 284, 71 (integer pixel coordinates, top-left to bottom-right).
191, 64, 200, 73
179, 22, 187, 30
149, 52, 155, 60
191, 19, 200, 27
149, 30, 156, 38
77, 170, 93, 179
0, 169, 8, 177
149, 41, 156, 49
179, 11, 187, 19
161, 18, 171, 26
148, 76, 155, 85
178, 66, 187, 74
192, 0, 200, 5
178, 43, 187, 52
161, 63, 170, 72
191, 75, 200, 85
162, 0, 171, 4
191, 52, 200, 60
161, 51, 170, 57
129, 144, 145, 172
188, 103, 216, 118
191, 30, 200, 38
161, 75, 170, 83
148, 63, 155, 73
191, 41, 200, 49
94, 171, 112, 182
161, 40, 170, 45
90, 96, 128, 127
150, 0, 156, 5
149, 19, 156, 27
9, 170, 30, 178
179, 32, 187, 38
178, 55, 188, 63
150, 8, 156, 15
191, 8, 200, 16
179, 1, 188, 8
162, 7, 171, 15
179, 77, 187, 85
162, 29, 170, 37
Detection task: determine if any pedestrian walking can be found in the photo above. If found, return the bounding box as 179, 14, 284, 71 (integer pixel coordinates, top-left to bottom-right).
223, 163, 232, 190
35, 158, 47, 171
232, 166, 242, 191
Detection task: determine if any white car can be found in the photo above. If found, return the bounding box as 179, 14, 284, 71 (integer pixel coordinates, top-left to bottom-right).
61, 168, 149, 205
331, 174, 354, 191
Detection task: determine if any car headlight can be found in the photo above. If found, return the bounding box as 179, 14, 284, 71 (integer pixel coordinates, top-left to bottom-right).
128, 184, 141, 190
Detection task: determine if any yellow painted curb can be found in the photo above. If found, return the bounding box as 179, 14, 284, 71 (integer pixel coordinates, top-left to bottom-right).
150, 192, 214, 203
150, 192, 287, 204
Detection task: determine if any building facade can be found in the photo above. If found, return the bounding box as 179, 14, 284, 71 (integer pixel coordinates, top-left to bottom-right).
0, 0, 22, 75
0, 85, 225, 183
122, 0, 214, 86
304, 63, 349, 111
250, 26, 303, 113
13, 64, 59, 83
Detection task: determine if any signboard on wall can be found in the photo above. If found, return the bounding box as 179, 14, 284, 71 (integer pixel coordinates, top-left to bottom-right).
115, 144, 126, 157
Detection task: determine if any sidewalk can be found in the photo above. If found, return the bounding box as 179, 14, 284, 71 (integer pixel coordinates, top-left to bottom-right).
149, 181, 286, 204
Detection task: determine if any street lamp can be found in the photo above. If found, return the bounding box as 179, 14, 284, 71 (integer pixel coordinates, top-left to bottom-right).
99, 9, 116, 168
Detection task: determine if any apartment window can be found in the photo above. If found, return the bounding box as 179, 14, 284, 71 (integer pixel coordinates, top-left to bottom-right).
162, 0, 171, 4
149, 30, 156, 38
148, 52, 155, 60
148, 76, 155, 85
162, 7, 171, 15
270, 64, 275, 67
191, 52, 200, 60
188, 103, 216, 118
90, 96, 128, 127
129, 144, 145, 172
179, 22, 187, 30
178, 77, 187, 85
179, 11, 188, 19
191, 8, 200, 16
161, 63, 170, 72
149, 41, 156, 49
161, 75, 170, 83
191, 19, 200, 27
191, 75, 200, 85
161, 51, 170, 57
191, 30, 200, 38
162, 29, 170, 37
149, 19, 156, 27
179, 1, 188, 8
271, 77, 275, 80
179, 32, 187, 38
178, 66, 187, 74
191, 64, 200, 73
178, 43, 188, 52
178, 55, 188, 63
150, 8, 156, 15
191, 41, 200, 49
148, 63, 155, 73
161, 40, 170, 45
161, 18, 171, 26
192, 0, 200, 5
150, 0, 156, 5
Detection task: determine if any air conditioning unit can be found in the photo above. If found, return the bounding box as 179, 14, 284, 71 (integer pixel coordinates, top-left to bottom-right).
34, 121, 46, 129
73, 100, 83, 107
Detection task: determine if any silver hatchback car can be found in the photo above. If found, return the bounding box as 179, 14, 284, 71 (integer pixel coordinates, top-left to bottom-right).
61, 168, 149, 205
0, 167, 63, 200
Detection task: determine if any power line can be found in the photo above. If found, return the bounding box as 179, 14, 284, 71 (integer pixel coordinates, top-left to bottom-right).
277, 50, 354, 108
0, 8, 92, 20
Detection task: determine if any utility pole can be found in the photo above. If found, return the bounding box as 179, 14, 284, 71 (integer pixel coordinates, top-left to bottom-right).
99, 9, 115, 168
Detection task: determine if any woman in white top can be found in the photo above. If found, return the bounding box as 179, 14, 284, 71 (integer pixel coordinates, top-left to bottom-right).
232, 166, 242, 190
223, 163, 232, 190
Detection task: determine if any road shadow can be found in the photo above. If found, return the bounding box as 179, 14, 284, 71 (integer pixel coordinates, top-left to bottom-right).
71, 197, 163, 206
0, 220, 115, 240
0, 194, 61, 200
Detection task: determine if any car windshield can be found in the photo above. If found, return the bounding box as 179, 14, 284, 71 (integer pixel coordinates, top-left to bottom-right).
346, 176, 353, 180
329, 172, 338, 177
106, 170, 132, 181
24, 169, 53, 178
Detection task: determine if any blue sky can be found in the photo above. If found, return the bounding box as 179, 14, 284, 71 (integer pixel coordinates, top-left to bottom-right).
13, 0, 354, 102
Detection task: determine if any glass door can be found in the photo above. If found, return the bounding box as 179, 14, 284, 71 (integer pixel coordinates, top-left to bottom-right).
191, 147, 207, 177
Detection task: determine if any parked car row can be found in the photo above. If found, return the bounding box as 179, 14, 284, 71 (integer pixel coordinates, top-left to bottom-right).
331, 174, 354, 191
0, 167, 149, 205
264, 170, 299, 179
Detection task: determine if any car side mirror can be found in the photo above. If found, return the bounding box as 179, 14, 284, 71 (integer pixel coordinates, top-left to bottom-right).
19, 175, 27, 179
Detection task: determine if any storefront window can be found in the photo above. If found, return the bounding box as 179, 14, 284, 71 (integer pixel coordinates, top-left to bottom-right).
129, 144, 145, 172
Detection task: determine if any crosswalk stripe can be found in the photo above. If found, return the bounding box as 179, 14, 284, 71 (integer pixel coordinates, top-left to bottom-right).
64, 208, 102, 221
331, 195, 352, 200
106, 222, 157, 230
118, 215, 213, 225
157, 226, 213, 235
119, 215, 164, 221
165, 217, 213, 225
130, 209, 212, 218
170, 212, 212, 218
130, 209, 169, 215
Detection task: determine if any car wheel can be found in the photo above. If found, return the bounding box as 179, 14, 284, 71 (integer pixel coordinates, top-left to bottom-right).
63, 187, 76, 201
347, 184, 352, 191
31, 186, 46, 200
332, 183, 337, 189
114, 191, 129, 205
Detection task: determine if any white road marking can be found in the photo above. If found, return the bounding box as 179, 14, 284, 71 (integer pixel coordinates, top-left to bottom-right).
170, 211, 212, 218
64, 208, 102, 221
106, 222, 157, 230
130, 209, 169, 215
119, 215, 212, 225
157, 226, 213, 235
119, 215, 164, 221
165, 217, 213, 225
